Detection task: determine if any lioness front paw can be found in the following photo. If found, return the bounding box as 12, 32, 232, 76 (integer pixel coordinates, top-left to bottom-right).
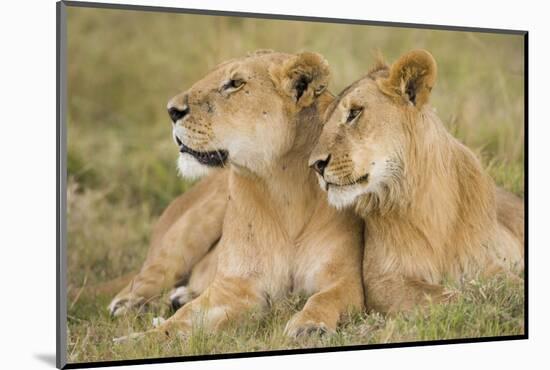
113, 331, 146, 344
113, 329, 174, 344
108, 293, 145, 317
151, 316, 166, 328
284, 313, 333, 338
169, 286, 195, 311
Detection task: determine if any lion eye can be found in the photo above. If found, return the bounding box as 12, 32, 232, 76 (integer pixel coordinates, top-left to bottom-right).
222, 78, 246, 91
346, 107, 363, 123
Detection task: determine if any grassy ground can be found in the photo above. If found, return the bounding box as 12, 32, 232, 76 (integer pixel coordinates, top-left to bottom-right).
65, 6, 525, 364
67, 276, 524, 363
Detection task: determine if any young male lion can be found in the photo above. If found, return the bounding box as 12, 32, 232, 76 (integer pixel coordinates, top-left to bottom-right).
115, 50, 364, 340
309, 49, 524, 314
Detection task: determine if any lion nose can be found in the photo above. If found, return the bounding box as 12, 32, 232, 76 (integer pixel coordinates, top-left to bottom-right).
168, 105, 189, 124
311, 154, 331, 176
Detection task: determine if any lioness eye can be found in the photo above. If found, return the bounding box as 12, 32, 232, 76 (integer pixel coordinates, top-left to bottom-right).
223, 79, 245, 91
346, 107, 363, 123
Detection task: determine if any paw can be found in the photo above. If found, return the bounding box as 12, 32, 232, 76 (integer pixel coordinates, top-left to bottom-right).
113, 324, 188, 344
113, 331, 145, 344
108, 293, 145, 317
152, 316, 166, 328
284, 314, 333, 338
169, 286, 195, 311
113, 329, 173, 344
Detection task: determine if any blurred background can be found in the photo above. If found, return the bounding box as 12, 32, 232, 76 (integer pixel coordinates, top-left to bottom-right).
66, 6, 524, 296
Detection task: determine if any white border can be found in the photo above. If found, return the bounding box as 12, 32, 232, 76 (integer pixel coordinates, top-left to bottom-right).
1, 0, 548, 369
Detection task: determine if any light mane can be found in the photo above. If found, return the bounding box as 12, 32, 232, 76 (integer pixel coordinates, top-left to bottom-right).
357, 104, 497, 281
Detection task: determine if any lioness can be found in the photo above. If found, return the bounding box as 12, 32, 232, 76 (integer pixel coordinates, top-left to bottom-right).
115, 50, 364, 340
309, 50, 524, 313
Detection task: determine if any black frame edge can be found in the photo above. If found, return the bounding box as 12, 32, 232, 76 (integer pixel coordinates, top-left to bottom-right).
57, 1, 68, 369
63, 335, 527, 369
523, 32, 529, 339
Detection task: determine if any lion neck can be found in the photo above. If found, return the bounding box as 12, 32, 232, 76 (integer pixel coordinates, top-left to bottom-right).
228, 97, 330, 239
360, 109, 497, 281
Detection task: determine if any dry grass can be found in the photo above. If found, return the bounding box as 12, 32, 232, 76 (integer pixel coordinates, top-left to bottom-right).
65, 6, 525, 364
67, 275, 523, 363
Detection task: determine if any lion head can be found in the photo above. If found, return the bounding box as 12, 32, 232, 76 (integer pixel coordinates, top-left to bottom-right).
167, 50, 331, 179
309, 49, 439, 214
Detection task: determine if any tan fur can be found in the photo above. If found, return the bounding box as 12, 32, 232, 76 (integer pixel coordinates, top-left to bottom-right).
116, 51, 364, 340
80, 173, 225, 310
108, 169, 228, 316
310, 50, 524, 314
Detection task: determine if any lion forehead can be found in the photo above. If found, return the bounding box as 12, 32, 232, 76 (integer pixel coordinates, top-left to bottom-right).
184, 52, 292, 97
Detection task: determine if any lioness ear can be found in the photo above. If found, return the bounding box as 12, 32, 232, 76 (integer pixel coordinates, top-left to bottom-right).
270, 52, 330, 108
381, 49, 437, 107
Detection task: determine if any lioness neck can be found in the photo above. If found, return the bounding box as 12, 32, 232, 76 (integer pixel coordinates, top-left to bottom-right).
228, 103, 326, 239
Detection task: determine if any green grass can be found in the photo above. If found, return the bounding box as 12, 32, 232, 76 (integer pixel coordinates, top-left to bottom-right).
66, 6, 525, 363
67, 276, 524, 363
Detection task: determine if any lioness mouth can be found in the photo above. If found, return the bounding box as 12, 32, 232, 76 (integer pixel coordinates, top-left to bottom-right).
179, 142, 228, 167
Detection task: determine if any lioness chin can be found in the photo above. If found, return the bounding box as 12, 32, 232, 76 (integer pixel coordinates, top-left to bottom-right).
310, 49, 524, 314
115, 50, 364, 341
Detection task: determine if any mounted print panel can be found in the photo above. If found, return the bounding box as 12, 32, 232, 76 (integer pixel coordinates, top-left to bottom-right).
57, 1, 527, 368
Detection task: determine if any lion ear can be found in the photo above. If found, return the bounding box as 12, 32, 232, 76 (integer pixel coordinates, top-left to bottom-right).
381, 49, 437, 107
269, 52, 330, 108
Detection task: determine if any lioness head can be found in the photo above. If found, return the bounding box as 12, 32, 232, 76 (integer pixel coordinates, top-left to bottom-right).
309, 49, 437, 212
167, 50, 330, 179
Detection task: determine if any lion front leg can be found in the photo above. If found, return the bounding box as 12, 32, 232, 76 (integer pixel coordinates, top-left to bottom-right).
284, 212, 365, 338
166, 276, 266, 334
364, 270, 452, 314
117, 276, 266, 342
284, 276, 364, 338
169, 245, 219, 310
108, 182, 228, 317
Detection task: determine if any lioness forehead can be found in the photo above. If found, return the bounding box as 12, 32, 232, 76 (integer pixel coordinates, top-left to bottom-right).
210, 51, 291, 76
187, 51, 292, 91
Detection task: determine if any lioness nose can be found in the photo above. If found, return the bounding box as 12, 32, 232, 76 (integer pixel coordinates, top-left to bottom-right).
168, 105, 189, 123
311, 154, 331, 176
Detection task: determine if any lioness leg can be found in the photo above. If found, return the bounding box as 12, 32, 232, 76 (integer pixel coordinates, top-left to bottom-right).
169, 245, 219, 310
109, 171, 228, 316
364, 271, 452, 314
284, 276, 364, 337
144, 276, 266, 338
285, 215, 365, 337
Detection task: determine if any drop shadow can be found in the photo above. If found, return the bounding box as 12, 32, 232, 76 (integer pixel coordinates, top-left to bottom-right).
34, 353, 57, 367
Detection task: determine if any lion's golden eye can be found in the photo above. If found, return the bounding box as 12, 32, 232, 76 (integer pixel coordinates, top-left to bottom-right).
346, 107, 363, 123
223, 78, 246, 91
